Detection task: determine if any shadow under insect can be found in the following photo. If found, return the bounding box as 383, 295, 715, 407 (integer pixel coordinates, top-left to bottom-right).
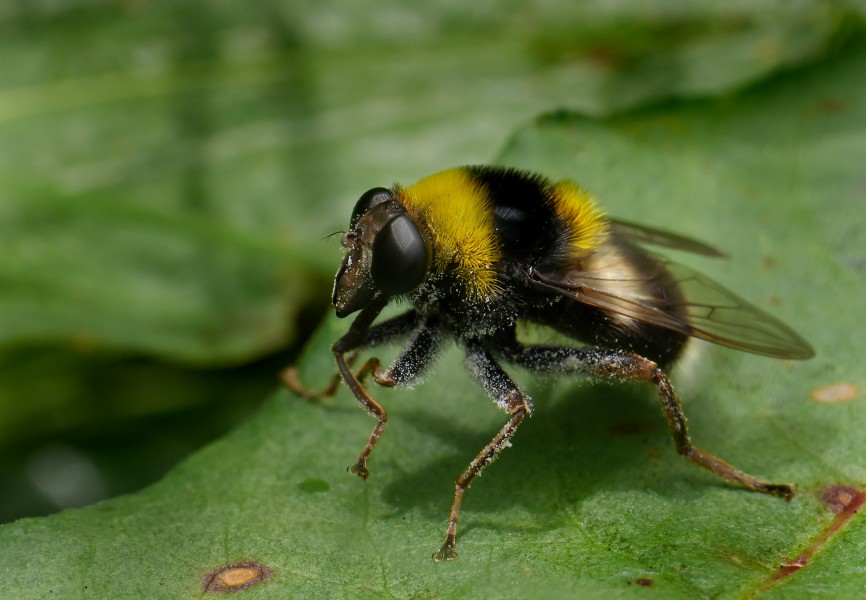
376, 376, 682, 528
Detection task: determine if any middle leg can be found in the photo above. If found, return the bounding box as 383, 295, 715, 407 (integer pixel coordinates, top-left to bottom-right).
434, 340, 533, 561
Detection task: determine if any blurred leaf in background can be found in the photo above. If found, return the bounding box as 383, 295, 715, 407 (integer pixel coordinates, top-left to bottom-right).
0, 3, 863, 590
1, 1, 854, 361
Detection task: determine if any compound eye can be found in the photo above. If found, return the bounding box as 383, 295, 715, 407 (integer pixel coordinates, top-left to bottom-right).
350, 187, 394, 228
371, 214, 428, 296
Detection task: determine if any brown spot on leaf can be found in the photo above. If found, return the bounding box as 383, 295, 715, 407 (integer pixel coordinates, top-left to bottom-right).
816, 97, 847, 113
811, 383, 858, 404
203, 561, 273, 593
760, 255, 778, 270
635, 578, 653, 587
822, 484, 862, 514
755, 485, 866, 593
585, 47, 626, 69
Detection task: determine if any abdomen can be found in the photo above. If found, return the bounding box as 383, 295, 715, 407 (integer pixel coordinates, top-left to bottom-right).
525, 239, 690, 368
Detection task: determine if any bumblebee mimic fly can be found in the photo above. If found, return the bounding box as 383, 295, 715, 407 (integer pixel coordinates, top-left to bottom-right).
285, 165, 814, 561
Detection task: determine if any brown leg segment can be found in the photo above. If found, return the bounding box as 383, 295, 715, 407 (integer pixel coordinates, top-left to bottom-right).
282, 307, 419, 400
332, 310, 442, 481
651, 365, 794, 499
433, 343, 533, 561
335, 352, 395, 479
507, 342, 795, 500
283, 303, 430, 478
281, 356, 354, 400
434, 398, 529, 561
281, 354, 391, 402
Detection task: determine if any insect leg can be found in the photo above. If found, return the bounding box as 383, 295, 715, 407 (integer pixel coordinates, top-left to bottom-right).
283, 308, 421, 398
434, 341, 532, 562
338, 318, 443, 480
503, 342, 795, 500
281, 364, 346, 400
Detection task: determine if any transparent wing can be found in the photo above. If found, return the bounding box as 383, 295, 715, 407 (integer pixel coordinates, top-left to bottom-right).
610, 219, 729, 258
530, 255, 814, 360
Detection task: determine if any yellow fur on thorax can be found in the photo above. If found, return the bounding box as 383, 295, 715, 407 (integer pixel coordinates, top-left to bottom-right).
550, 180, 609, 257
397, 169, 501, 300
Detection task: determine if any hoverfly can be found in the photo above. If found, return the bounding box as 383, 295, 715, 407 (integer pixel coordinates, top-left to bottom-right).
286, 166, 813, 560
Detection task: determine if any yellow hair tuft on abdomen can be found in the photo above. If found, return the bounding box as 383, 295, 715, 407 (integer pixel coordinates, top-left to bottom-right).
550, 180, 609, 257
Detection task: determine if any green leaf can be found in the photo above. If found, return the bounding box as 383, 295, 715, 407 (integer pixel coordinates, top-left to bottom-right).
2, 1, 856, 515
2, 31, 865, 600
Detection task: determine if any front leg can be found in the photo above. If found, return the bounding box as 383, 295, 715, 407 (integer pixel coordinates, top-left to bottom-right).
283, 305, 421, 398
434, 340, 533, 561
336, 318, 443, 480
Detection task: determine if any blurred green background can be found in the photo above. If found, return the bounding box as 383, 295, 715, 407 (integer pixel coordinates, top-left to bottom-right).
1, 0, 865, 589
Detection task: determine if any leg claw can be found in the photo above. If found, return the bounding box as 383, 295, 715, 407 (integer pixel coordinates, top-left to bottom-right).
348, 462, 369, 480
433, 542, 457, 562
764, 482, 796, 501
